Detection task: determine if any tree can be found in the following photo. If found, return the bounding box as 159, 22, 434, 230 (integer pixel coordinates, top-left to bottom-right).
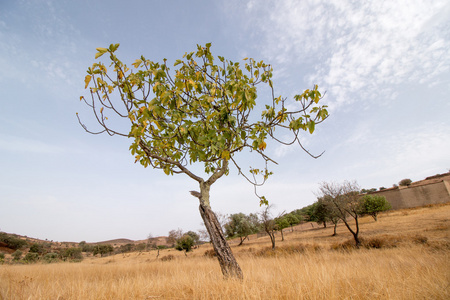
285, 213, 301, 232
311, 199, 329, 228
224, 213, 259, 246
318, 181, 364, 247
274, 215, 290, 241
29, 243, 45, 254
175, 234, 195, 255
93, 244, 113, 257
260, 205, 278, 250
361, 195, 391, 221
147, 233, 157, 250
168, 229, 183, 247
399, 178, 412, 186
78, 43, 328, 279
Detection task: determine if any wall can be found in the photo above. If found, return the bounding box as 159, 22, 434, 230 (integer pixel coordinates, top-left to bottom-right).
370, 176, 450, 210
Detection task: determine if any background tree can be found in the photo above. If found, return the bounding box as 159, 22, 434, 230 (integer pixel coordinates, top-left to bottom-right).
185, 231, 201, 246
147, 233, 157, 250
318, 181, 364, 247
224, 213, 259, 246
78, 43, 328, 279
62, 247, 83, 261
93, 244, 114, 257
175, 234, 195, 255
399, 178, 412, 186
29, 243, 45, 254
284, 213, 301, 232
260, 205, 278, 250
311, 199, 330, 228
274, 215, 289, 241
168, 229, 183, 247
361, 195, 391, 221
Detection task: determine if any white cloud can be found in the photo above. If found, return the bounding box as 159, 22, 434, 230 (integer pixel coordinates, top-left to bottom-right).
240, 0, 450, 109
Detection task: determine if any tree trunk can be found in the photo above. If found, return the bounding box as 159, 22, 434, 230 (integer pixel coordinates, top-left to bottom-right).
280, 229, 284, 241
199, 203, 243, 280
342, 218, 361, 248
332, 223, 337, 236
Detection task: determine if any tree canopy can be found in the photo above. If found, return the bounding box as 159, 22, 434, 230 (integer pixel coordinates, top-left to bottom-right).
78, 43, 328, 205
78, 43, 328, 279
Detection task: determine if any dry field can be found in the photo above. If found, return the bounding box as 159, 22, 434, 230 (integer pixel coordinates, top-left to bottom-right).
1, 204, 449, 299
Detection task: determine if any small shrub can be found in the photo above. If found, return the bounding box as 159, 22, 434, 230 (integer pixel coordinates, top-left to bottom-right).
43, 252, 59, 263
203, 249, 216, 258
363, 237, 384, 249
412, 235, 428, 244
160, 254, 174, 261
12, 250, 23, 261
330, 239, 357, 251
62, 248, 83, 261
23, 252, 39, 263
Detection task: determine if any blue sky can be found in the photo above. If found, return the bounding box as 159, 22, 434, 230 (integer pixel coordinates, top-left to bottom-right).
1, 0, 449, 243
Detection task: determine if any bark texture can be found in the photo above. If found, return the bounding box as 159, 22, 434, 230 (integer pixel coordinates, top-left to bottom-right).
199, 203, 243, 280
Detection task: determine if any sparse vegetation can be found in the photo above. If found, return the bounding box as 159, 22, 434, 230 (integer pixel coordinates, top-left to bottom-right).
0, 203, 448, 299
0, 232, 27, 250
399, 178, 412, 186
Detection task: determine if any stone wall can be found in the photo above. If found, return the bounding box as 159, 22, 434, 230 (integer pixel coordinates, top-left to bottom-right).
370, 174, 450, 210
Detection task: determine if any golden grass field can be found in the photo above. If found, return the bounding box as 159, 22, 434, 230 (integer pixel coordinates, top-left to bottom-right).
1, 204, 449, 299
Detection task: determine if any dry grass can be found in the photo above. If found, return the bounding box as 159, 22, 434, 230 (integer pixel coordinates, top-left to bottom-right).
1, 204, 449, 299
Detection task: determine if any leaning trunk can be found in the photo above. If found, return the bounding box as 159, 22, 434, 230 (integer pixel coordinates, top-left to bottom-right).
199, 203, 243, 280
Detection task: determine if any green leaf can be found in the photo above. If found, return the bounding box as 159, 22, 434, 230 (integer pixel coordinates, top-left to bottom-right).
308, 121, 315, 134
95, 47, 108, 59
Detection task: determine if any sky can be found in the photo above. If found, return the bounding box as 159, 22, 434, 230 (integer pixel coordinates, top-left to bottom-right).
1, 0, 449, 243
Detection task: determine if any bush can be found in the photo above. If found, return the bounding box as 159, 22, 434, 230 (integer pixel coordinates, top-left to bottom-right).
0, 252, 4, 263
23, 252, 39, 263
399, 178, 412, 186
62, 248, 83, 261
43, 252, 59, 263
203, 249, 216, 258
12, 250, 23, 261
175, 235, 195, 253
160, 254, 174, 261
29, 243, 45, 254
93, 244, 114, 257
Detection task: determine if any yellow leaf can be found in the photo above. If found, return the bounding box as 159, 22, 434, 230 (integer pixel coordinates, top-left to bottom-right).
84, 75, 92, 89
100, 107, 104, 113
258, 141, 267, 151
132, 59, 142, 68
221, 150, 230, 160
